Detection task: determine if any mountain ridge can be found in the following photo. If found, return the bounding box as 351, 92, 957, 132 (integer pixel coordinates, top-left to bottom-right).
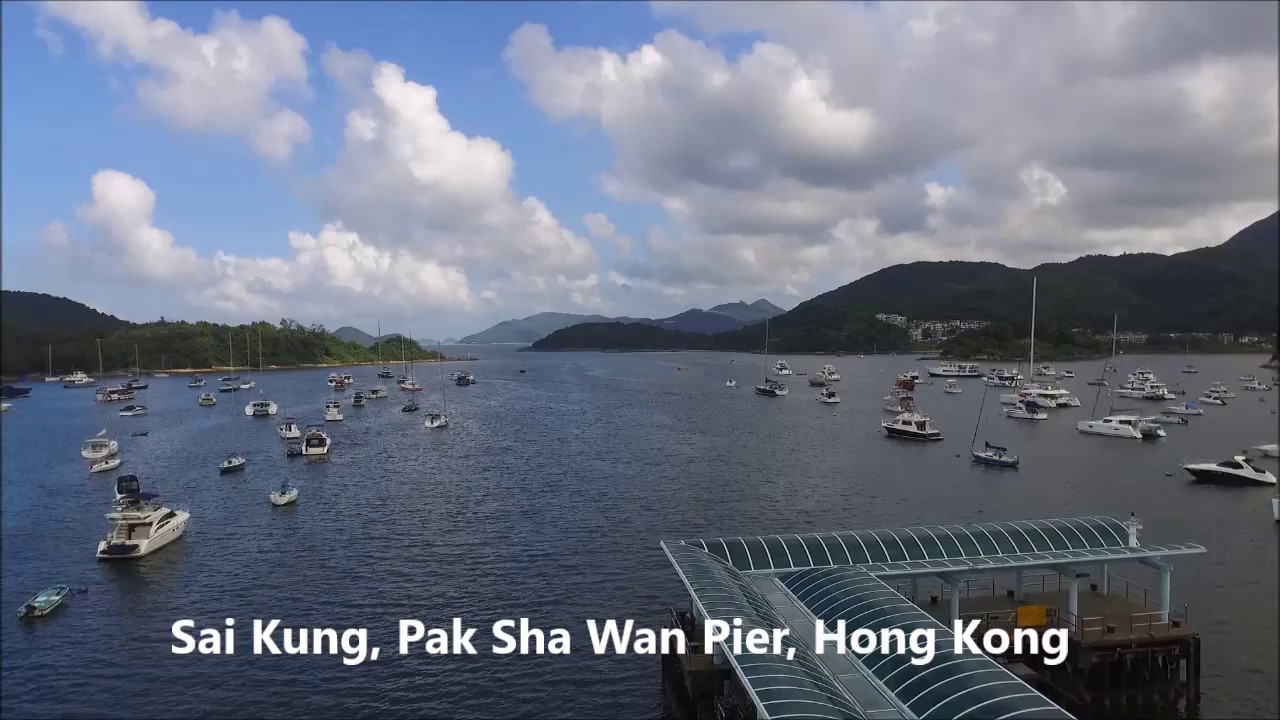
457, 299, 785, 344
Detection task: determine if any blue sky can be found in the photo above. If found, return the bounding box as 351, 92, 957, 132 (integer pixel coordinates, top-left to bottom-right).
2, 1, 1275, 339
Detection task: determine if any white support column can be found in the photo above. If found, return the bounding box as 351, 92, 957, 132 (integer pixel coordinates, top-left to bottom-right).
1066, 573, 1079, 626
1159, 563, 1172, 622
1100, 562, 1109, 595
1014, 567, 1025, 602
950, 581, 961, 624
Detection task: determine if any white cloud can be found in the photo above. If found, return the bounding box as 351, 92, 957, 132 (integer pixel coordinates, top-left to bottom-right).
75, 170, 201, 283
38, 221, 70, 248
506, 1, 1279, 297
34, 22, 64, 57
582, 212, 632, 254
42, 1, 311, 159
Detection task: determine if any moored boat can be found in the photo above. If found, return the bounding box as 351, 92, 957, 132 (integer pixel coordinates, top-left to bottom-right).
882, 411, 942, 440
17, 585, 70, 618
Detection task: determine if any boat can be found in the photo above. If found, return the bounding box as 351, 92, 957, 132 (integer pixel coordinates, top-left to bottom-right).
327, 372, 343, 388
401, 399, 420, 412
943, 380, 962, 394
807, 375, 828, 387
398, 334, 422, 391
817, 387, 840, 404
152, 354, 170, 378
725, 379, 738, 388
17, 585, 70, 618
324, 398, 343, 422
286, 441, 303, 457
754, 319, 788, 396
89, 456, 122, 474
1241, 379, 1273, 391
1164, 402, 1203, 416
198, 393, 217, 406
368, 385, 388, 399
1061, 369, 1075, 378
219, 454, 247, 473
423, 340, 451, 429
971, 441, 1019, 468
277, 417, 301, 439
1034, 362, 1057, 378
882, 411, 943, 441
244, 399, 278, 417
219, 332, 240, 391
375, 322, 395, 378
218, 378, 240, 393
95, 386, 137, 402
239, 379, 256, 390
1004, 402, 1048, 421
351, 391, 367, 406
1149, 414, 1189, 425
819, 364, 842, 381
188, 375, 206, 387
118, 404, 148, 417
927, 361, 981, 378
377, 367, 394, 379
984, 368, 1022, 386
1182, 456, 1277, 486
454, 370, 476, 386
1197, 391, 1228, 405
0, 403, 10, 412
237, 332, 257, 390
1076, 415, 1161, 440
1208, 382, 1236, 398
1182, 365, 1198, 374
1086, 378, 1109, 387
340, 371, 353, 385
123, 378, 148, 391
81, 431, 119, 460
1238, 374, 1257, 382
1000, 384, 1079, 408
901, 369, 922, 383
1253, 444, 1279, 458
0, 385, 31, 399
42, 345, 62, 383
96, 477, 188, 559
301, 427, 330, 456
62, 370, 97, 388
130, 431, 150, 437
269, 482, 299, 506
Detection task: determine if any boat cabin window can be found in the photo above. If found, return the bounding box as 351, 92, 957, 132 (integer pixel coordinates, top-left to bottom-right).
1217, 460, 1243, 469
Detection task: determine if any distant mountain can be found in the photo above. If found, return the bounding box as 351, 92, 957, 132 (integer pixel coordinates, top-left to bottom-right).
799, 211, 1278, 334
1, 290, 128, 336
331, 326, 435, 348
709, 299, 786, 324
458, 299, 784, 344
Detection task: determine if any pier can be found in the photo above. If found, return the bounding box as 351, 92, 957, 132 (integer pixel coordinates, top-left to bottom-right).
659, 516, 1204, 719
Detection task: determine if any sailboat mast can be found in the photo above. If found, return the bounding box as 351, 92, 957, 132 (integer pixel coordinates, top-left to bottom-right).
1028, 277, 1037, 373
377, 321, 382, 365
438, 341, 447, 414
48, 344, 53, 376
763, 317, 770, 379
971, 383, 989, 451
258, 329, 264, 373
1090, 313, 1116, 418
228, 331, 234, 374
1111, 314, 1118, 362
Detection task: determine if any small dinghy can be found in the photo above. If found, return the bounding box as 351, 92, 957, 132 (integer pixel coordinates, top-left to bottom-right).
219, 454, 247, 474
725, 379, 737, 388
269, 482, 299, 506
17, 585, 69, 618
130, 431, 149, 437
971, 441, 1019, 468
89, 456, 122, 474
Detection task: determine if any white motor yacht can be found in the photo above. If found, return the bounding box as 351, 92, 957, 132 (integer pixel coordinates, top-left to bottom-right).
62, 371, 97, 389
424, 413, 449, 429
368, 385, 388, 399
943, 380, 962, 394
1197, 391, 1228, 405
341, 372, 354, 385
1000, 384, 1079, 408
244, 399, 278, 417
219, 454, 247, 473
1208, 382, 1236, 398
88, 456, 122, 474
1004, 403, 1048, 421
1076, 415, 1163, 439
771, 360, 793, 376
187, 375, 206, 387
118, 404, 148, 417
817, 387, 840, 404
984, 368, 1022, 386
725, 379, 738, 388
198, 393, 217, 406
238, 379, 256, 391
277, 417, 301, 439
900, 369, 922, 383
96, 477, 188, 560
302, 427, 331, 456
81, 434, 119, 460
327, 372, 342, 388
1182, 456, 1276, 486
324, 399, 343, 422
1181, 365, 1198, 374
882, 412, 943, 440
1164, 402, 1204, 415
1238, 374, 1258, 382
1061, 369, 1076, 378
1241, 380, 1273, 391
818, 364, 842, 381
1034, 362, 1058, 378
1252, 444, 1279, 458
351, 391, 367, 406
754, 379, 789, 396
927, 361, 981, 378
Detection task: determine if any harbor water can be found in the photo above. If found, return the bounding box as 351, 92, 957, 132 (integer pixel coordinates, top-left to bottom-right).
2, 349, 1276, 718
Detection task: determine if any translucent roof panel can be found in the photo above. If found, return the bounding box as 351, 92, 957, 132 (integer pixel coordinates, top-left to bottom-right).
678, 517, 1205, 573
785, 567, 1072, 720
662, 542, 866, 720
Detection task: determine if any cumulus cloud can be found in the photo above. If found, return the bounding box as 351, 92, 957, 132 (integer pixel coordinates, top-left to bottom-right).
42, 0, 311, 159
506, 1, 1279, 300
582, 212, 632, 254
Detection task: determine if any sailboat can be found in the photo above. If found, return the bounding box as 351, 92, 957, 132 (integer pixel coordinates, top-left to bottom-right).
399, 333, 422, 392
244, 330, 275, 415
376, 321, 394, 379
83, 340, 122, 465
239, 332, 256, 390
219, 333, 240, 392
425, 341, 449, 428
153, 354, 170, 378
124, 346, 148, 389
970, 383, 1019, 467
1181, 340, 1198, 374
43, 344, 60, 381
754, 318, 788, 396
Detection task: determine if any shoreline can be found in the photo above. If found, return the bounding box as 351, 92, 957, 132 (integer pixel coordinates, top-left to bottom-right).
2, 357, 478, 383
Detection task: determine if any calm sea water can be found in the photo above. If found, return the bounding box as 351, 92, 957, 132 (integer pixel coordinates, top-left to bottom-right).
2, 348, 1277, 718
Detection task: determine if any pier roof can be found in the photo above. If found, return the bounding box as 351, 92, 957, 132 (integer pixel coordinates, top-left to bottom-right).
662, 516, 1205, 720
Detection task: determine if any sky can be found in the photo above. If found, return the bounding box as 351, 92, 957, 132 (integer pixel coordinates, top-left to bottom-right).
2, 1, 1277, 340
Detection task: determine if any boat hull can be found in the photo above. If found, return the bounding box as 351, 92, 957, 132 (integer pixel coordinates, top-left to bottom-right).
971, 451, 1019, 467
1076, 421, 1142, 439
1183, 468, 1276, 486
882, 424, 943, 441
270, 490, 299, 506
96, 514, 188, 560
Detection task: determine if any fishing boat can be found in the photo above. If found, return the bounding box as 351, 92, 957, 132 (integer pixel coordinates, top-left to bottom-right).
198, 393, 217, 406
269, 482, 299, 506
219, 454, 247, 473
817, 387, 840, 404
17, 585, 70, 618
755, 319, 788, 396
943, 380, 962, 394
